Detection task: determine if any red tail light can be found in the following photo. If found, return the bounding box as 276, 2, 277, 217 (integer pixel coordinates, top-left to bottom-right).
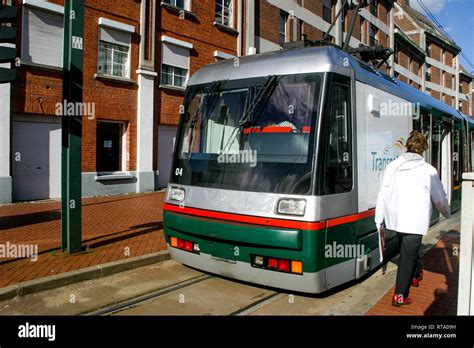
171, 237, 199, 254
278, 259, 290, 272
184, 241, 193, 251
252, 255, 302, 275
268, 258, 278, 269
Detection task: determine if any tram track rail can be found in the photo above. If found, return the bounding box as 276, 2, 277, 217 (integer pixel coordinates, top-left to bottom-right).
229, 293, 285, 316
82, 271, 286, 316
83, 274, 213, 316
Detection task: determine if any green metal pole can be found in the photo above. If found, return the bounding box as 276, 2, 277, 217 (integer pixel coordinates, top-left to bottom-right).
61, 0, 84, 253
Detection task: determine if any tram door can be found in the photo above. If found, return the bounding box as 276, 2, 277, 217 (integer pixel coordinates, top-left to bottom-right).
433, 117, 453, 206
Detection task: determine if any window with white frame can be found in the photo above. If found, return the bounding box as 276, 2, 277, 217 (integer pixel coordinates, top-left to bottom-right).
370, 0, 377, 17
98, 26, 131, 78
161, 43, 190, 88
323, 0, 332, 23
21, 5, 64, 68
163, 0, 191, 11
369, 24, 378, 46
279, 10, 288, 46
215, 0, 233, 27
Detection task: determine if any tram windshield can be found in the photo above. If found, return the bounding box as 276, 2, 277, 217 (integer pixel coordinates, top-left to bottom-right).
171, 73, 323, 195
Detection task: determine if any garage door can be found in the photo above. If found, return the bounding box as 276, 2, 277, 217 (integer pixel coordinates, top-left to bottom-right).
157, 125, 177, 189
12, 120, 61, 201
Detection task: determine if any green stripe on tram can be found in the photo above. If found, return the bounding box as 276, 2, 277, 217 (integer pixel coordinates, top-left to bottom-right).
164, 210, 385, 273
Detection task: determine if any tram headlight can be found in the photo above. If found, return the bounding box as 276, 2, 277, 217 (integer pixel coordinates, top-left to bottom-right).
277, 199, 306, 216
169, 187, 185, 202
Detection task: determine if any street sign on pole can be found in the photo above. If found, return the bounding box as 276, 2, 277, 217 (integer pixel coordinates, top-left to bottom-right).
61, 0, 84, 253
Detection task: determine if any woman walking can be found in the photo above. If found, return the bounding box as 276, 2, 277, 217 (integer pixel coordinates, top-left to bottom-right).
375, 131, 451, 306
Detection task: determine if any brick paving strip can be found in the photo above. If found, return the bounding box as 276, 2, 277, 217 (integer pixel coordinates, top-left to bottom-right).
0, 192, 168, 289
325, 214, 460, 316
0, 193, 462, 315
366, 232, 459, 316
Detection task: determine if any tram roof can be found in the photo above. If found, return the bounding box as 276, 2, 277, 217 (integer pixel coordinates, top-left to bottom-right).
188, 45, 465, 122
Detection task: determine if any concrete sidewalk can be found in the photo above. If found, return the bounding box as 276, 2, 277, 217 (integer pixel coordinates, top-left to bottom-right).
0, 192, 167, 289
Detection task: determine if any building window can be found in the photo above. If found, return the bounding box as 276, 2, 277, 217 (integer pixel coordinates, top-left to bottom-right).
426, 65, 431, 82
369, 24, 378, 46
342, 7, 346, 33
279, 10, 288, 46
215, 0, 233, 27
161, 42, 190, 88
96, 121, 126, 172
21, 6, 64, 68
426, 43, 431, 57
323, 0, 332, 23
359, 16, 364, 42
394, 42, 399, 63
299, 20, 304, 40
98, 26, 131, 78
161, 65, 188, 87
98, 42, 129, 78
370, 0, 377, 17
163, 0, 190, 11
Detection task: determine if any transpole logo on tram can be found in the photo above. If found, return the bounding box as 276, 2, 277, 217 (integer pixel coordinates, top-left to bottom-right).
371, 137, 405, 173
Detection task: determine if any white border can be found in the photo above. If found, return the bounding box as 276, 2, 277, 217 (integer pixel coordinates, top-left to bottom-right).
161, 35, 193, 49
99, 17, 135, 33
214, 50, 235, 59
23, 0, 64, 14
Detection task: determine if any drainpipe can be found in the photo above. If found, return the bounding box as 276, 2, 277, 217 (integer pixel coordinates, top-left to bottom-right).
237, 0, 242, 56
246, 0, 255, 54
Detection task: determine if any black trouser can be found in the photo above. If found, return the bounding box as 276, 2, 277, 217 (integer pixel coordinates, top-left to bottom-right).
394, 231, 424, 298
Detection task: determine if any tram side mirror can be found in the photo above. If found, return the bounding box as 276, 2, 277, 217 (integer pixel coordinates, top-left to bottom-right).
368, 94, 380, 117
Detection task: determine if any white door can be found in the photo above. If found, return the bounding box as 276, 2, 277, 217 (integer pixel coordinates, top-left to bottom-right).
441, 131, 452, 205
157, 126, 177, 188
12, 120, 61, 201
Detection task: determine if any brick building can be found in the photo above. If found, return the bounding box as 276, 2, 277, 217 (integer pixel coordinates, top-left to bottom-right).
153, 0, 238, 187
0, 0, 240, 203
0, 0, 472, 204
247, 0, 394, 63
393, 0, 473, 114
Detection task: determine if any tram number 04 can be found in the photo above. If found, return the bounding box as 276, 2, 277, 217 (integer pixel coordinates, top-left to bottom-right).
175, 168, 183, 176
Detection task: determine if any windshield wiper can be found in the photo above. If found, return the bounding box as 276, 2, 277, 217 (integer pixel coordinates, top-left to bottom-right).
239, 75, 282, 128
222, 75, 282, 152
186, 80, 227, 161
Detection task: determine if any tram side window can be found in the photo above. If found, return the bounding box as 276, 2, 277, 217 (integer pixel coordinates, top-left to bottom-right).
431, 119, 442, 173
422, 113, 431, 164
320, 75, 353, 194
412, 108, 423, 132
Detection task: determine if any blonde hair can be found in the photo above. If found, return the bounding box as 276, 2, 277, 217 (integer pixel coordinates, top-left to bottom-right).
406, 130, 428, 155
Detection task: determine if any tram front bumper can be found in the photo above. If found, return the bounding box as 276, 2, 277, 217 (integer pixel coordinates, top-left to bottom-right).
168, 244, 327, 294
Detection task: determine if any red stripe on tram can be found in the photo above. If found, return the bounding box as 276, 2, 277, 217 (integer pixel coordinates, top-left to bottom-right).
164, 204, 376, 231
261, 126, 293, 133
164, 203, 326, 230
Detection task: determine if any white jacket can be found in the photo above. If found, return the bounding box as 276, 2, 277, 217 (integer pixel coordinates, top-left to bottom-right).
375, 152, 451, 235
